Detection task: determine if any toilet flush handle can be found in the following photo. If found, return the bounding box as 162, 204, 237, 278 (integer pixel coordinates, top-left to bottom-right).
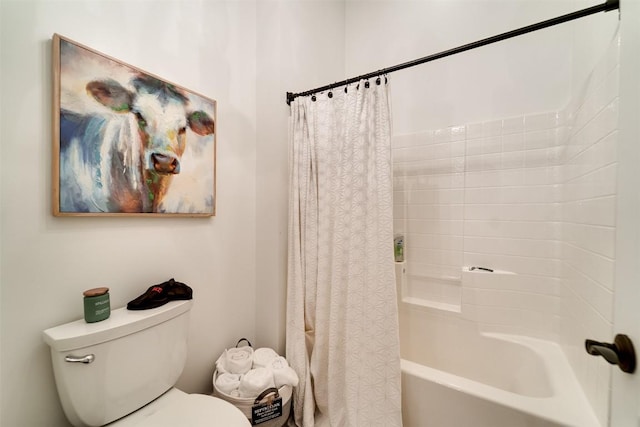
64, 354, 95, 364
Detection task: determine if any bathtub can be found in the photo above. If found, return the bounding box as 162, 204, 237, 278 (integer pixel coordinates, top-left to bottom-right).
399, 309, 600, 427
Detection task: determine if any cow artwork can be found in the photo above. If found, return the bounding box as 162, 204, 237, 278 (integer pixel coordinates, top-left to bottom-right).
53, 34, 216, 216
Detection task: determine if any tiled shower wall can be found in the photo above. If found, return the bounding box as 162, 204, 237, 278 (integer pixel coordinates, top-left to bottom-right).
460, 112, 565, 338
392, 35, 619, 426
393, 111, 566, 339
559, 35, 619, 426
392, 128, 466, 309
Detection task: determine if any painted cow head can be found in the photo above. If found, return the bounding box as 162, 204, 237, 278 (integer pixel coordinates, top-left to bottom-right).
86, 75, 214, 212
86, 75, 214, 176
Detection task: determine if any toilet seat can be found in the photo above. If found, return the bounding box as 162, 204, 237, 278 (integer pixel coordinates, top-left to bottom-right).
108, 388, 250, 427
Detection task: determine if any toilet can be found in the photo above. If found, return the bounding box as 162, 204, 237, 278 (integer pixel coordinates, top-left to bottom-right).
43, 300, 250, 427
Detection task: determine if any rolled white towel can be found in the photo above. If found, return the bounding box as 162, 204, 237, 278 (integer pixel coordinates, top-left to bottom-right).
215, 372, 242, 395
270, 356, 299, 388
215, 354, 225, 373
216, 346, 254, 374
252, 347, 279, 369
238, 367, 275, 398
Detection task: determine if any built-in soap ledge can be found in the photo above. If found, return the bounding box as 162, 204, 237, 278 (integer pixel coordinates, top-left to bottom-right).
401, 297, 462, 313
395, 262, 461, 313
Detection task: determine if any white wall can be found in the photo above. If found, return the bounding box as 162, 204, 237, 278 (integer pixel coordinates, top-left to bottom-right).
349, 0, 600, 328
560, 37, 620, 424
570, 0, 621, 101
347, 0, 618, 424
393, 109, 566, 339
255, 0, 345, 353
0, 1, 258, 426
0, 1, 344, 425
0, 0, 623, 425
345, 0, 578, 133
392, 45, 619, 422
610, 1, 640, 423
393, 116, 568, 330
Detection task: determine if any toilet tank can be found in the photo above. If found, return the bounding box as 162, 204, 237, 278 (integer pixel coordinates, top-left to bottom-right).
42, 300, 193, 427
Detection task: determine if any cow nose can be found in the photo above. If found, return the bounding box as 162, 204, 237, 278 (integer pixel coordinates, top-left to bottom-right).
151, 153, 180, 174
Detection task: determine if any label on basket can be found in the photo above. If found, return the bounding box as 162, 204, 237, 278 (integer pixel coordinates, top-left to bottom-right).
251, 397, 283, 425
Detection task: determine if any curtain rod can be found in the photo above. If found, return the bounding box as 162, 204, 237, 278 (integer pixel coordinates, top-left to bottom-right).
286, 0, 619, 105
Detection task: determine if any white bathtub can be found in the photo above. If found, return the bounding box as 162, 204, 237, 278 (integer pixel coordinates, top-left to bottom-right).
399, 309, 600, 427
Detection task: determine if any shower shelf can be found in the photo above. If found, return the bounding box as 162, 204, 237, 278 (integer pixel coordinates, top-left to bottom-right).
395, 262, 462, 313
401, 296, 462, 313
409, 273, 461, 284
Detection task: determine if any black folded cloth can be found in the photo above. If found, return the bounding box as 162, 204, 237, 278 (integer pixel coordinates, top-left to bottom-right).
127, 278, 193, 310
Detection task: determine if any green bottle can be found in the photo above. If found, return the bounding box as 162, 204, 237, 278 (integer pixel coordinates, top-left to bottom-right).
394, 235, 404, 262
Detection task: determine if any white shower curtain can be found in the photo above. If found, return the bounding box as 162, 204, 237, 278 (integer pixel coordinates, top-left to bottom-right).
286, 80, 402, 427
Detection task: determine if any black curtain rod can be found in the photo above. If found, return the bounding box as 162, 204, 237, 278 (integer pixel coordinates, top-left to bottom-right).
286, 0, 619, 105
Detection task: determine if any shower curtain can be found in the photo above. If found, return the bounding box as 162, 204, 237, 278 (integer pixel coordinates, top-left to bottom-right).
286, 80, 402, 427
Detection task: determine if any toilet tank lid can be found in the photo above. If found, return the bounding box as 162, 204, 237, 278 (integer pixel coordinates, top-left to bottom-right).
42, 300, 193, 351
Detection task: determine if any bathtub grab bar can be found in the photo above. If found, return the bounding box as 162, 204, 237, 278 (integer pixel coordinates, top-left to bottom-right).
469, 266, 494, 272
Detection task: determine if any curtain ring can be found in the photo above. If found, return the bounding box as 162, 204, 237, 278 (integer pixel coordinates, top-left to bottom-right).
364, 81, 370, 89
311, 95, 316, 102
375, 77, 381, 85
328, 91, 333, 98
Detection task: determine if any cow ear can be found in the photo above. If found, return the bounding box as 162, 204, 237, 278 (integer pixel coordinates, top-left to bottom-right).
187, 111, 215, 136
86, 79, 133, 113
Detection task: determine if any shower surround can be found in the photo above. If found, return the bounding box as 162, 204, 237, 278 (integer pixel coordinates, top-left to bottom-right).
393, 34, 619, 426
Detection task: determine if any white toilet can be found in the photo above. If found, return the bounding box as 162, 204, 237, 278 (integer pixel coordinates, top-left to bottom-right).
43, 300, 250, 427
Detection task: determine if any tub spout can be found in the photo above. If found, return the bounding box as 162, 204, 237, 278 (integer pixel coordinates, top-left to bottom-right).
585, 334, 636, 374
585, 340, 618, 364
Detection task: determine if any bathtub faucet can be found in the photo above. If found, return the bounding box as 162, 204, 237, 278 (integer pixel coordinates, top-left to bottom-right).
585, 334, 636, 374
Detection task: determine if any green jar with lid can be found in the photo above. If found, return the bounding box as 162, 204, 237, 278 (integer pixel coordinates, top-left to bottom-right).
83, 287, 110, 323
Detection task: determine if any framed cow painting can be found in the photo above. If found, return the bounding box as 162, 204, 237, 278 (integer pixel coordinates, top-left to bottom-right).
52, 34, 216, 216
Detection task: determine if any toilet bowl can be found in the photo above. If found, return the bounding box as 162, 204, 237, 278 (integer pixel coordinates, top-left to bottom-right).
108, 388, 248, 427
43, 300, 250, 427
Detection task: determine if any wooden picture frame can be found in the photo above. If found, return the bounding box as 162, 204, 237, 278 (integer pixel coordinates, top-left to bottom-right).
52, 34, 216, 217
